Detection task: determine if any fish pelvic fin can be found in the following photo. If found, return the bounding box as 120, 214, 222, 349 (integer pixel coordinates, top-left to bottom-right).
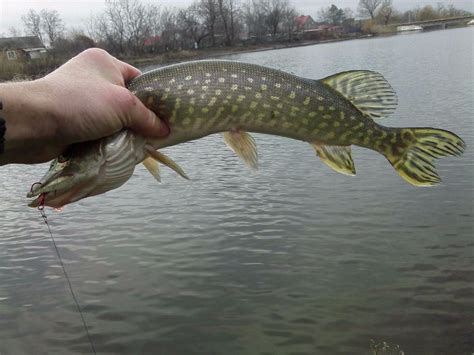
145, 145, 189, 180
142, 156, 161, 182
320, 71, 398, 120
223, 131, 258, 171
311, 144, 356, 176
385, 128, 465, 186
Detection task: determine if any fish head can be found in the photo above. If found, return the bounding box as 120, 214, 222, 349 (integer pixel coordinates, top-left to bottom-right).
27, 130, 146, 209
27, 141, 105, 208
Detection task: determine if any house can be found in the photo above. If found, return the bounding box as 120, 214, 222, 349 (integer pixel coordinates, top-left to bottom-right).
295, 15, 318, 32
143, 35, 162, 53
143, 35, 161, 47
0, 36, 47, 61
317, 24, 344, 34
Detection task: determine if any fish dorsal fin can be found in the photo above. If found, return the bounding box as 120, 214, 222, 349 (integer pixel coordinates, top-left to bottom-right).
320, 70, 398, 120
311, 144, 356, 176
145, 145, 189, 180
223, 131, 258, 170
142, 156, 161, 182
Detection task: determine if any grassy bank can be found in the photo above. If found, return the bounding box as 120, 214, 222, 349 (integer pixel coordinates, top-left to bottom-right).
0, 56, 66, 82
0, 34, 373, 82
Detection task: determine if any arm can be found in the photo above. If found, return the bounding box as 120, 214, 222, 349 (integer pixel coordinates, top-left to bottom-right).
0, 48, 168, 165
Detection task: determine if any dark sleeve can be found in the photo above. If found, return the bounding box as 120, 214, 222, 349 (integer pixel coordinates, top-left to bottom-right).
0, 117, 4, 155
0, 99, 4, 154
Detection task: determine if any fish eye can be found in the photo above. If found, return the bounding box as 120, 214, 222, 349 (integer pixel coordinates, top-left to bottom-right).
58, 145, 78, 163
57, 155, 69, 163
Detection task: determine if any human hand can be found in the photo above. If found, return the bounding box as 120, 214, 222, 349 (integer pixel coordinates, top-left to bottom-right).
0, 48, 168, 165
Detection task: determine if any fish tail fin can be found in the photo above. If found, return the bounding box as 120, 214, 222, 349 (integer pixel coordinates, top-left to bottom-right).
384, 128, 465, 186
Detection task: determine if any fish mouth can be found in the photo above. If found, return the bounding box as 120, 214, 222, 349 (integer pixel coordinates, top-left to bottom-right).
27, 176, 96, 209
27, 141, 106, 208
28, 190, 66, 209
27, 159, 100, 209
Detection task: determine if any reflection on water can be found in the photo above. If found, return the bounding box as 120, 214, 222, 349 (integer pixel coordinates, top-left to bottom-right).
1, 27, 473, 354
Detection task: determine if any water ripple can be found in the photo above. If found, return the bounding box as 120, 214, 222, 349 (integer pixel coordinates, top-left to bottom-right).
1, 27, 473, 354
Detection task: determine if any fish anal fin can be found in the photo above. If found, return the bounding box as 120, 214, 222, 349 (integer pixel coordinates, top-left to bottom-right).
145, 145, 189, 180
223, 130, 258, 171
142, 156, 161, 182
320, 70, 398, 120
311, 144, 356, 176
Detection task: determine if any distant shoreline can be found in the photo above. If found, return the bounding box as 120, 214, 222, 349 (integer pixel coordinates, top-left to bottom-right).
128, 34, 375, 69
128, 24, 471, 69
1, 25, 471, 82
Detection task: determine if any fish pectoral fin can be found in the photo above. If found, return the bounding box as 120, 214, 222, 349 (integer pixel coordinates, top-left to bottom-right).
311, 144, 356, 176
320, 71, 398, 120
145, 145, 189, 180
142, 156, 161, 182
223, 130, 258, 171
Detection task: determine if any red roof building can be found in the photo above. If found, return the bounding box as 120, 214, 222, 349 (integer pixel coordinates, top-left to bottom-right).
295, 15, 318, 32
144, 35, 161, 46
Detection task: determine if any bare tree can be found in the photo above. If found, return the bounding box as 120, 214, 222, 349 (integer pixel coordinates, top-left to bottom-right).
87, 14, 107, 44
227, 0, 241, 45
52, 28, 95, 56
358, 0, 383, 20
146, 4, 163, 43
40, 9, 64, 46
217, 0, 230, 45
217, 0, 240, 46
22, 9, 43, 43
243, 0, 268, 40
317, 6, 329, 23
343, 8, 354, 20
265, 0, 290, 38
88, 0, 161, 55
417, 5, 438, 21
121, 0, 158, 52
104, 0, 127, 53
281, 5, 297, 41
444, 4, 470, 17
160, 7, 181, 51
318, 4, 346, 25
196, 0, 219, 46
179, 7, 209, 48
377, 0, 395, 25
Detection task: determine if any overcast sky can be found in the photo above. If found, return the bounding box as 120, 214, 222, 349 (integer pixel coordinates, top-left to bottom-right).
0, 0, 472, 35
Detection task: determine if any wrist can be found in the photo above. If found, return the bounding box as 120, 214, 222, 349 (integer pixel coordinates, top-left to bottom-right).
0, 79, 60, 165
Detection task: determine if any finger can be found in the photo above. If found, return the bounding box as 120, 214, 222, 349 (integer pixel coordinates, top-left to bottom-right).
115, 59, 142, 86
126, 95, 169, 138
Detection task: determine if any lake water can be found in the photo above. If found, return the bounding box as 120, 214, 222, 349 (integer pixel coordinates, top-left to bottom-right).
1, 27, 473, 355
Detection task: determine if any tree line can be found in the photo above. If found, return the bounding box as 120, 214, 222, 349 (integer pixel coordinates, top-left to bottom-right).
13, 0, 301, 57
356, 0, 471, 26
7, 0, 473, 58
86, 0, 303, 54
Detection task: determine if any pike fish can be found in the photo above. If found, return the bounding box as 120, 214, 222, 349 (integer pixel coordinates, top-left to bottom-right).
28, 60, 465, 208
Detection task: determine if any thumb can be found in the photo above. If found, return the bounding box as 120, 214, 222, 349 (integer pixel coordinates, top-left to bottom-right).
126, 96, 169, 137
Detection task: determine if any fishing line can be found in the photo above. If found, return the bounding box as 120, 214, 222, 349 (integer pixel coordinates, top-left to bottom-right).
34, 189, 97, 355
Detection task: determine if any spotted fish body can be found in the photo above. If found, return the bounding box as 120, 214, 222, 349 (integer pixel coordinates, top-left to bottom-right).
131, 60, 464, 182
28, 60, 465, 208
132, 61, 392, 153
